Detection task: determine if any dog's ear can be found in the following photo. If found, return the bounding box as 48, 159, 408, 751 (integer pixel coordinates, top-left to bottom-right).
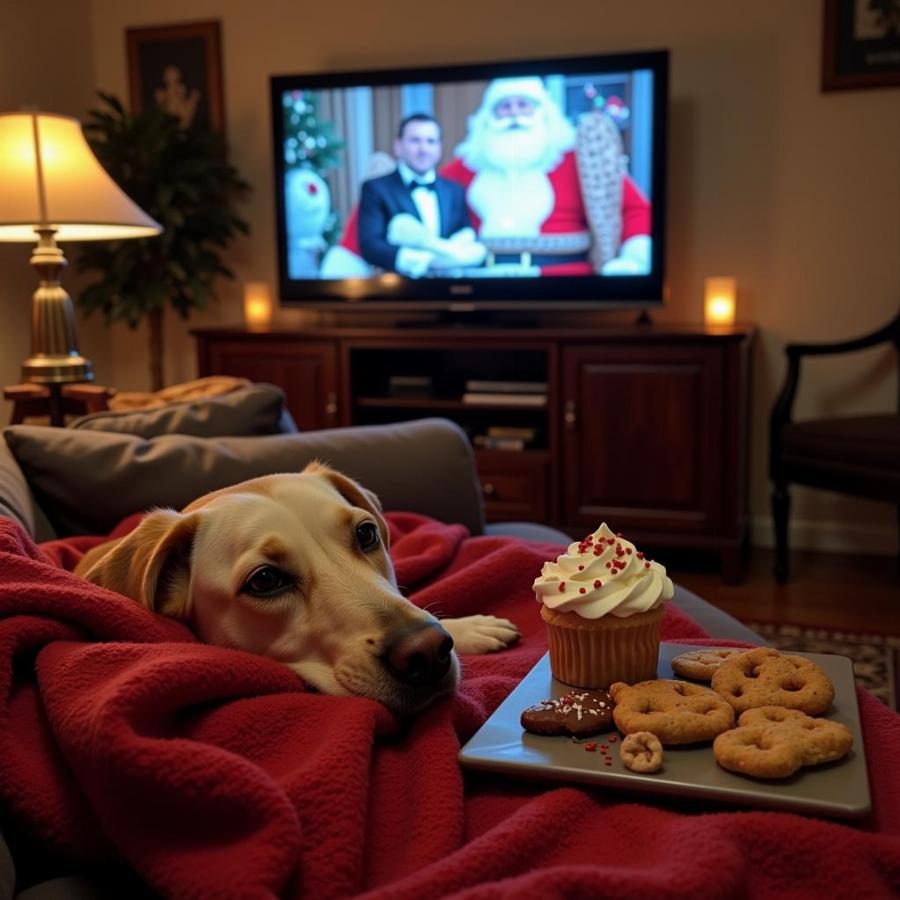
81, 509, 201, 616
303, 461, 390, 549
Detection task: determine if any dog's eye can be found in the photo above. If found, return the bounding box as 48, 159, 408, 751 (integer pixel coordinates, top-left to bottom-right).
242, 565, 292, 597
356, 521, 380, 552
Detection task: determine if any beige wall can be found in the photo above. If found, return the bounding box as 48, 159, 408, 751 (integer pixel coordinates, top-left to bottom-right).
11, 0, 900, 552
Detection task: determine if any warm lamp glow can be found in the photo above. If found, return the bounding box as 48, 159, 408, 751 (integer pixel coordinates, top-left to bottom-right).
704, 276, 737, 326
244, 282, 273, 326
0, 112, 161, 241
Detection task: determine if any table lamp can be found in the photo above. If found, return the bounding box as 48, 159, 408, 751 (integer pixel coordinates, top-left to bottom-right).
0, 111, 161, 386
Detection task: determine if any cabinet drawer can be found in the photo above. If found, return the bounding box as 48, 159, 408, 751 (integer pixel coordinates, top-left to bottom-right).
476, 450, 548, 523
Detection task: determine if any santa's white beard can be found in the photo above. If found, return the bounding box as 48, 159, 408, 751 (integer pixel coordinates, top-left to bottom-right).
466, 116, 558, 237
480, 115, 554, 172
468, 169, 554, 238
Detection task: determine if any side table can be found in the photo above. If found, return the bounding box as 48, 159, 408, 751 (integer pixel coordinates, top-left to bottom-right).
4, 383, 115, 427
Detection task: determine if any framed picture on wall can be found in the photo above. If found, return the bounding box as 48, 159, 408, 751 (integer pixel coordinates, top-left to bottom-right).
822, 0, 900, 90
126, 20, 225, 131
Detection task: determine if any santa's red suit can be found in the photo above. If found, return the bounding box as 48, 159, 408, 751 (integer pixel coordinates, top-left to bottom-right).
440, 151, 649, 275
337, 151, 650, 277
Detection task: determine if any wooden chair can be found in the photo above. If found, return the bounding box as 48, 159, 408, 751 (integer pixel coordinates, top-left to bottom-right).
769, 308, 900, 581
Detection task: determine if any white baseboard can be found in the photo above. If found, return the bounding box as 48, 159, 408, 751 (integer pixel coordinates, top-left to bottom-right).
751, 516, 897, 556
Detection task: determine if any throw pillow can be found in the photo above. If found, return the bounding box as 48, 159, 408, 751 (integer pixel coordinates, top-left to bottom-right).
3, 418, 484, 538
70, 383, 297, 438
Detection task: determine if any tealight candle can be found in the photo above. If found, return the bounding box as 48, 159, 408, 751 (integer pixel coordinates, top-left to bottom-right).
704, 277, 737, 326
243, 282, 273, 327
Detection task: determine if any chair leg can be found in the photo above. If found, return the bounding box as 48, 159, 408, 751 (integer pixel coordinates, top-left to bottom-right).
772, 481, 790, 583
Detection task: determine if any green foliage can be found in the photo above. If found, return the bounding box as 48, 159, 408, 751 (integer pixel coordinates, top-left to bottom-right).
282, 89, 343, 244
75, 92, 250, 328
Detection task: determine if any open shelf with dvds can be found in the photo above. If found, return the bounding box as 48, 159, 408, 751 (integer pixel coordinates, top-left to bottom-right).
349, 345, 550, 452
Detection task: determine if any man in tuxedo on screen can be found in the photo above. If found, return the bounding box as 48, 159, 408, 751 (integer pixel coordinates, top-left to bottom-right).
357, 114, 486, 278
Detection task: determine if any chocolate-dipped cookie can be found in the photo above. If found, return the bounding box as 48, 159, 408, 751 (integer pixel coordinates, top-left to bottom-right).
520, 689, 614, 737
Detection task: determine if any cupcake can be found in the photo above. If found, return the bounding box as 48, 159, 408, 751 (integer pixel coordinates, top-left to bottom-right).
533, 523, 673, 689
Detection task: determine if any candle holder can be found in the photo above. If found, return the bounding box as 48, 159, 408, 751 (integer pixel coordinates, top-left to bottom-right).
244, 282, 273, 327
704, 277, 737, 326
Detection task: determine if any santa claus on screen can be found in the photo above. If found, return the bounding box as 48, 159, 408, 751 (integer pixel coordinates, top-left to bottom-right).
319, 75, 652, 278
441, 75, 652, 276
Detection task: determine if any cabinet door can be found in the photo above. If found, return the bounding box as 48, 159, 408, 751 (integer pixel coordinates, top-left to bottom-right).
561, 343, 726, 537
475, 449, 549, 523
201, 339, 339, 430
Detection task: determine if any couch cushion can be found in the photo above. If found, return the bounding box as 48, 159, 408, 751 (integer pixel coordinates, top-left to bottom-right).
3, 418, 484, 538
0, 435, 35, 537
69, 383, 297, 438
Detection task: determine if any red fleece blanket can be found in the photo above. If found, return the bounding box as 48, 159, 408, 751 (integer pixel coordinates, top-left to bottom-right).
0, 513, 898, 898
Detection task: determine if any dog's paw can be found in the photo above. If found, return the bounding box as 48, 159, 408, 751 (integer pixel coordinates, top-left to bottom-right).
441, 615, 520, 655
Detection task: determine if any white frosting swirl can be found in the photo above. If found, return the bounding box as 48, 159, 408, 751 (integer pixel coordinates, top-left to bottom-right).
533, 523, 673, 619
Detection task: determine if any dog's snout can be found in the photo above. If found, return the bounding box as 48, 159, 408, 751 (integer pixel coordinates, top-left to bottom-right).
382, 623, 454, 687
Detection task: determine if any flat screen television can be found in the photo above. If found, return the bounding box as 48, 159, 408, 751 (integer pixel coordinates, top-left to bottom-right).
271, 49, 668, 314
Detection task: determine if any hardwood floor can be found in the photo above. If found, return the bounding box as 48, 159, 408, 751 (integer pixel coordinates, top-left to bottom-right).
669, 548, 900, 635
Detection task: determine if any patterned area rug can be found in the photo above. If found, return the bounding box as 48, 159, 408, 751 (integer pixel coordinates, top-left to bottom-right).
745, 622, 900, 712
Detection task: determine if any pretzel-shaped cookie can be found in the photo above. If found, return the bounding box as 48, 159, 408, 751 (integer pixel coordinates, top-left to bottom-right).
609, 679, 735, 746
713, 706, 853, 778
670, 648, 743, 682
710, 647, 835, 716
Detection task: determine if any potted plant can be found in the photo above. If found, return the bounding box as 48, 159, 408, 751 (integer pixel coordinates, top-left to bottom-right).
76, 92, 250, 392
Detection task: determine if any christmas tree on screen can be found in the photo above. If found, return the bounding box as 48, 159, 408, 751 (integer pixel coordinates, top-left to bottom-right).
282, 90, 343, 245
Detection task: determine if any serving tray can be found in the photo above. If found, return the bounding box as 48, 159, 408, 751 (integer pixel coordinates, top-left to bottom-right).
459, 642, 871, 819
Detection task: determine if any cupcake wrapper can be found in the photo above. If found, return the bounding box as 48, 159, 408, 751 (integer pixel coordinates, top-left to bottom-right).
541, 605, 664, 689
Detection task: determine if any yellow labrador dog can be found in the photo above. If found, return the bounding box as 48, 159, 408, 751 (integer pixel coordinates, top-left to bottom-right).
75, 462, 519, 715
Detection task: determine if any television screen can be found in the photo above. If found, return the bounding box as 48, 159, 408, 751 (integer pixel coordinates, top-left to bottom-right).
271, 49, 668, 310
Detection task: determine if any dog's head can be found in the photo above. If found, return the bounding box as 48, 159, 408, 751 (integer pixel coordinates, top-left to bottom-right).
80, 463, 459, 715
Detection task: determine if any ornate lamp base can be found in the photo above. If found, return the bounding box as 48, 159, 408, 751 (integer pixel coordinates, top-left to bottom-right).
21, 228, 94, 385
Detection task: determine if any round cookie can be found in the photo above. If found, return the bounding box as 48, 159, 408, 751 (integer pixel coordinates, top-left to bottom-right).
521, 689, 614, 737
713, 706, 852, 778
609, 679, 735, 745
620, 731, 664, 773
710, 647, 835, 716
671, 648, 743, 681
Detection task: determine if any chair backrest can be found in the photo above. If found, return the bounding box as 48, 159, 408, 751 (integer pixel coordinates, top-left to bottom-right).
771, 307, 900, 430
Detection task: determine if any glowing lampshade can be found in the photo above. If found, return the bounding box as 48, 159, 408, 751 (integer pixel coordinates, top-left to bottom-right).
0, 112, 161, 241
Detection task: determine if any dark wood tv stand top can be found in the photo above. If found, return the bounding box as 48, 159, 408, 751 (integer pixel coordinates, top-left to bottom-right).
193, 320, 754, 581
195, 321, 752, 341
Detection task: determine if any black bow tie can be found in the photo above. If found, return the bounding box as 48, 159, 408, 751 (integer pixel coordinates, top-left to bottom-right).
408, 178, 436, 192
